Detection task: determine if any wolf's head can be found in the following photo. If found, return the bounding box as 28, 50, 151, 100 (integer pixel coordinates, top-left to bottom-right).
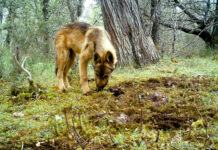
93, 51, 116, 91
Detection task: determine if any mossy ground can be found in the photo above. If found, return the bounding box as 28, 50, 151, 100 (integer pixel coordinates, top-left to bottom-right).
0, 56, 217, 149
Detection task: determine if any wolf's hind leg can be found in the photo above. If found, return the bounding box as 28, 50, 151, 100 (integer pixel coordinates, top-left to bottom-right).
63, 49, 76, 89
56, 48, 69, 91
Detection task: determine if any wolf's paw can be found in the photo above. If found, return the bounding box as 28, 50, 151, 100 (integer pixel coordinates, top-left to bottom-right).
65, 84, 72, 90
82, 87, 90, 95
58, 85, 68, 93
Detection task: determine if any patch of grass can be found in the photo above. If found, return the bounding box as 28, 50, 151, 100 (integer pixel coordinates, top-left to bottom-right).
0, 56, 217, 149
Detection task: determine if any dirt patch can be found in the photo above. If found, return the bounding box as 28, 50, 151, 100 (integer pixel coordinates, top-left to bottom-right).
107, 87, 125, 96
99, 76, 218, 130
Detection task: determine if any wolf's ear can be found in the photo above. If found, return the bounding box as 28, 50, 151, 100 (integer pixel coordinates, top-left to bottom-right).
106, 51, 114, 64
94, 52, 101, 64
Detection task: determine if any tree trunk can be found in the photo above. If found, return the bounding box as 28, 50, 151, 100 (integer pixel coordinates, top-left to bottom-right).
0, 3, 3, 42
67, 0, 84, 22
14, 46, 22, 73
41, 0, 50, 54
66, 0, 85, 70
6, 6, 14, 45
151, 0, 161, 51
67, 0, 75, 22
100, 0, 159, 66
172, 29, 176, 56
213, 0, 218, 48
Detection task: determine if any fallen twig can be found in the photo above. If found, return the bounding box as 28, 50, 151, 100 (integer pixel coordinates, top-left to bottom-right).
108, 130, 115, 144
64, 111, 86, 149
21, 142, 24, 150
139, 107, 143, 134
138, 94, 143, 134
155, 130, 160, 142
13, 55, 32, 80
78, 114, 82, 129
188, 119, 192, 138
72, 116, 81, 139
86, 145, 104, 150
63, 111, 74, 137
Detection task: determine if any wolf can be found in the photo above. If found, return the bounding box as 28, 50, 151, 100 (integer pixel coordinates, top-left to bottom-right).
54, 22, 117, 94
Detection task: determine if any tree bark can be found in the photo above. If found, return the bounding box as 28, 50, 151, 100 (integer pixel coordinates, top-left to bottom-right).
100, 0, 159, 66
41, 0, 50, 54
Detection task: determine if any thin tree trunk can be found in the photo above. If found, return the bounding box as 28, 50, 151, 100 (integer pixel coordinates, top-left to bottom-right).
0, 3, 3, 42
172, 29, 176, 56
42, 0, 50, 54
66, 0, 84, 71
213, 0, 218, 47
171, 6, 177, 56
67, 0, 75, 22
100, 0, 159, 66
6, 6, 14, 45
67, 0, 84, 22
13, 46, 22, 74
151, 0, 161, 51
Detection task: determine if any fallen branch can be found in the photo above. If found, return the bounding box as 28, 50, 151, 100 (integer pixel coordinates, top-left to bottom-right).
21, 142, 24, 150
155, 130, 160, 142
188, 119, 192, 138
64, 111, 73, 137
139, 107, 143, 134
64, 111, 86, 150
13, 55, 32, 80
138, 94, 143, 134
108, 131, 115, 144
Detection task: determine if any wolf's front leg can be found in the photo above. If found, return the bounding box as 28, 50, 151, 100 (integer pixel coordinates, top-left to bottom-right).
79, 54, 90, 94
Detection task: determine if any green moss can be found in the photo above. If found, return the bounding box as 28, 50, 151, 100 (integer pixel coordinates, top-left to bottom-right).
0, 57, 217, 149
17, 93, 32, 100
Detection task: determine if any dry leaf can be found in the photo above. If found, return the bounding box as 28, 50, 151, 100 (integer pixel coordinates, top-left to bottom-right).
54, 85, 59, 90
171, 57, 178, 63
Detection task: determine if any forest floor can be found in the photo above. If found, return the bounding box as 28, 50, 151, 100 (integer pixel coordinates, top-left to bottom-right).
0, 56, 217, 149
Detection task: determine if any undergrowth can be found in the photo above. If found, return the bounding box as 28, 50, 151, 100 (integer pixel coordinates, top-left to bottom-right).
0, 56, 217, 149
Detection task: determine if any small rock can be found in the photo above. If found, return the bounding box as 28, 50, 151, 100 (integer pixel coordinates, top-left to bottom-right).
36, 142, 44, 147
162, 98, 168, 104
164, 80, 177, 87
36, 142, 41, 147
114, 113, 130, 123
150, 92, 162, 102
13, 112, 24, 117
